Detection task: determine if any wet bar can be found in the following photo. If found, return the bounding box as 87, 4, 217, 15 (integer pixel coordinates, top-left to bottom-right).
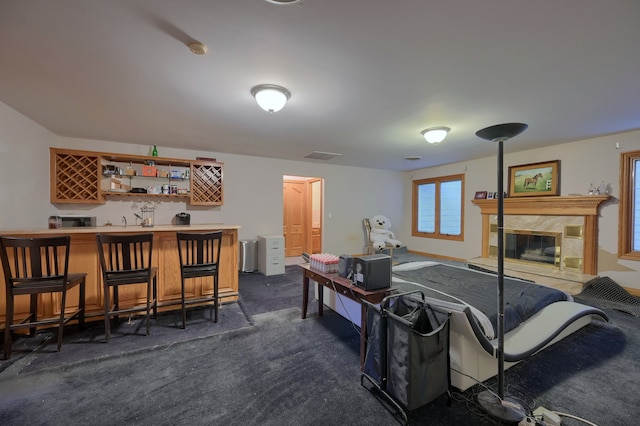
0, 224, 239, 323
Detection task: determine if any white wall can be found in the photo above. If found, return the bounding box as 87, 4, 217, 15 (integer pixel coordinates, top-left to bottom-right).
403, 129, 640, 291
0, 101, 405, 257
0, 102, 58, 228
4, 99, 640, 291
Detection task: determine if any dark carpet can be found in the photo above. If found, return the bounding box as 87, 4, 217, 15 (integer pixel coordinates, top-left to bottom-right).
0, 263, 639, 425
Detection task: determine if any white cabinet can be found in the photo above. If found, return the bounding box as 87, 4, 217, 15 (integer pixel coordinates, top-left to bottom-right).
258, 234, 285, 276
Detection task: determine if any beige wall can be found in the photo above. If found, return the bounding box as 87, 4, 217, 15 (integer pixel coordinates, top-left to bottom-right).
403, 129, 640, 291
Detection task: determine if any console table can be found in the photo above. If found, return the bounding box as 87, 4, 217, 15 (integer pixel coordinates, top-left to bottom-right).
299, 263, 393, 368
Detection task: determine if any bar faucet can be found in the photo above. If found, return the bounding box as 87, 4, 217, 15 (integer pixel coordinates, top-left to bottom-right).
122, 216, 127, 228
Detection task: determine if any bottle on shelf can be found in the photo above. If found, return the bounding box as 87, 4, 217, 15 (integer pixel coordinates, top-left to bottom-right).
152, 145, 158, 157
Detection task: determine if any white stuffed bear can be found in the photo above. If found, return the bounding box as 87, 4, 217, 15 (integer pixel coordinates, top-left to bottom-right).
369, 214, 402, 252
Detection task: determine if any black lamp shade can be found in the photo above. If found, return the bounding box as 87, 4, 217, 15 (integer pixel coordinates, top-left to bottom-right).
475, 123, 528, 142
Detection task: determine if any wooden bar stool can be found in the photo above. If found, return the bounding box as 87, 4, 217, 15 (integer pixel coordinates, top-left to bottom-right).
0, 235, 86, 360
96, 233, 157, 342
176, 231, 223, 329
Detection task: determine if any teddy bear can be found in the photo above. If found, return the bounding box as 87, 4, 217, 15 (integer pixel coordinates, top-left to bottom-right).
369, 214, 402, 252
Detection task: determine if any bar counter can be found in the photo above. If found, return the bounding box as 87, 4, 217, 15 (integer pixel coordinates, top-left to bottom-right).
0, 224, 240, 324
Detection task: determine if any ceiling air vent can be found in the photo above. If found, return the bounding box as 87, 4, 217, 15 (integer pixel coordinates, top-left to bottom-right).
304, 151, 342, 161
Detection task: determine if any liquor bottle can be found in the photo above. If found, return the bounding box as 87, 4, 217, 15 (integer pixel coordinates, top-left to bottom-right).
152, 145, 158, 157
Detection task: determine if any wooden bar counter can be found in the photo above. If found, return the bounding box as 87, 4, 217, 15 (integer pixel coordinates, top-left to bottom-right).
0, 224, 240, 325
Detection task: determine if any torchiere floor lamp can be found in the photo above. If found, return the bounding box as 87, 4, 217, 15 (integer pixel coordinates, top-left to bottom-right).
475, 122, 529, 423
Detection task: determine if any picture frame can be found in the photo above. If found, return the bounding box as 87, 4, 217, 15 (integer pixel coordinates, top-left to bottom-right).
508, 160, 560, 197
474, 191, 488, 199
487, 192, 494, 199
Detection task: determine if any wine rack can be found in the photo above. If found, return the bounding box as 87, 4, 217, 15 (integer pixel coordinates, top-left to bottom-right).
50, 149, 102, 204
190, 162, 223, 205
50, 148, 223, 206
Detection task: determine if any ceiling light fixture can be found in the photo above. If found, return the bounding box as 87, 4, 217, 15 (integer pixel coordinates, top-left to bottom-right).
264, 0, 303, 5
250, 84, 291, 113
421, 127, 450, 144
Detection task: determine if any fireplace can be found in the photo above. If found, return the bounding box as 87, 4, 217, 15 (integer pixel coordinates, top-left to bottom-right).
503, 230, 561, 267
470, 196, 610, 289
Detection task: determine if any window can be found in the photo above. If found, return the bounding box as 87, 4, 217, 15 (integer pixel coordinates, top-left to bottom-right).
412, 174, 464, 241
619, 150, 640, 260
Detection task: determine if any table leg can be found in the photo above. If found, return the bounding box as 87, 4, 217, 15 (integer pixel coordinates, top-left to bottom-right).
317, 280, 324, 317
302, 274, 309, 319
360, 302, 366, 370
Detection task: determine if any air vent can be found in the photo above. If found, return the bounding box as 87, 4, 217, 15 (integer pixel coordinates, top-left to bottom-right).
304, 151, 342, 161
564, 256, 582, 270
565, 225, 583, 238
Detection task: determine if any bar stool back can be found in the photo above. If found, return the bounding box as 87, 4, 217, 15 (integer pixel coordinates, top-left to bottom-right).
0, 235, 86, 359
96, 233, 157, 342
176, 231, 223, 329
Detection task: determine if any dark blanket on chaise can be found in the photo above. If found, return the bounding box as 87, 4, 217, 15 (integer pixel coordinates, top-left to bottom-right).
393, 264, 569, 336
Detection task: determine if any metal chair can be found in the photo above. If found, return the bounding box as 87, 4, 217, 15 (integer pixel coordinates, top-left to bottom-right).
176, 231, 223, 329
0, 235, 86, 359
96, 233, 157, 342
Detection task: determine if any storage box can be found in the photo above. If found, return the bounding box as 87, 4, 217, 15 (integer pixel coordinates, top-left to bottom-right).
158, 169, 169, 178
141, 165, 157, 177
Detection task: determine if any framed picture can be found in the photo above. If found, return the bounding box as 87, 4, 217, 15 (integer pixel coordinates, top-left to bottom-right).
474, 191, 488, 199
508, 160, 560, 197
487, 192, 494, 199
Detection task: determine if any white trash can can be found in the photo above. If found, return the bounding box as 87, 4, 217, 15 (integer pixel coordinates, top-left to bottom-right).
239, 240, 258, 273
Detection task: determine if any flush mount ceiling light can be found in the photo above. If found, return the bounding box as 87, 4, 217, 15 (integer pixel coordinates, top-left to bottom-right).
264, 0, 303, 5
421, 127, 450, 144
250, 84, 291, 113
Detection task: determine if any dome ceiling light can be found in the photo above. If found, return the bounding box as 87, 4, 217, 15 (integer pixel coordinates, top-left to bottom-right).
264, 0, 303, 5
421, 127, 450, 144
250, 84, 291, 113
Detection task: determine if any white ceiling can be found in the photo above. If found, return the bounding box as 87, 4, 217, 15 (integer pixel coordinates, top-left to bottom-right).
1, 0, 639, 171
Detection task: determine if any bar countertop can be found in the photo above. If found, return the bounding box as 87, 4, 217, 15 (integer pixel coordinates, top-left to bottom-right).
0, 223, 240, 235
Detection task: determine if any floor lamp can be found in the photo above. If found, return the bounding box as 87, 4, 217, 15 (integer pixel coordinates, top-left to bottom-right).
475, 122, 529, 423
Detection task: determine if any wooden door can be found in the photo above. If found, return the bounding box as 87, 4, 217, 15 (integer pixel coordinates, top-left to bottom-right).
283, 180, 307, 257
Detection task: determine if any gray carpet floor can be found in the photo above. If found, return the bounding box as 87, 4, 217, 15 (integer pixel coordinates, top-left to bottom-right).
1, 262, 639, 425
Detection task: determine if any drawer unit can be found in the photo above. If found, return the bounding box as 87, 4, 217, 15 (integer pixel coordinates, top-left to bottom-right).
258, 234, 285, 276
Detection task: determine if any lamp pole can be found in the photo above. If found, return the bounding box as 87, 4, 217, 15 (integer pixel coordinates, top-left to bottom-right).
475, 123, 528, 423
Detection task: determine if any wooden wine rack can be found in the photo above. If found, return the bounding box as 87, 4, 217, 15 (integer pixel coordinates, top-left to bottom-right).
50, 149, 103, 204
190, 162, 223, 205
50, 148, 224, 206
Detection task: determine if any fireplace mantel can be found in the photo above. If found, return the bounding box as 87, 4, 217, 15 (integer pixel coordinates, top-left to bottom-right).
471, 195, 611, 277
471, 195, 611, 216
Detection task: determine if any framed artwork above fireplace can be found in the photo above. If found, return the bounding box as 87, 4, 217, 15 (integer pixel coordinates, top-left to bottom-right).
508, 160, 560, 197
